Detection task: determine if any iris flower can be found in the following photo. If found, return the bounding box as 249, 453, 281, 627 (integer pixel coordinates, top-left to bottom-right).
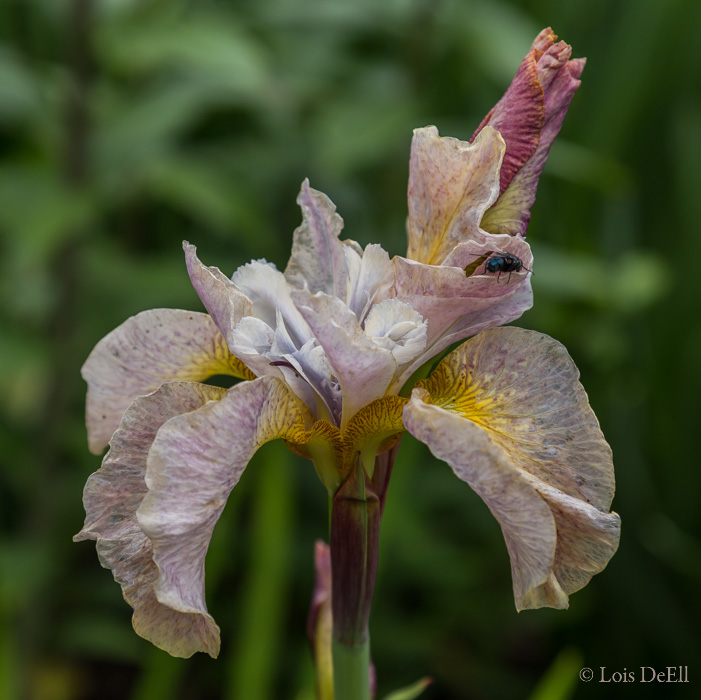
75, 27, 619, 696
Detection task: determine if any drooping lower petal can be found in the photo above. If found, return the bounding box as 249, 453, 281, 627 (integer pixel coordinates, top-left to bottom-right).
423, 327, 615, 508
403, 396, 559, 609
82, 309, 253, 454
404, 327, 620, 609
74, 381, 226, 657
136, 376, 309, 644
519, 482, 620, 609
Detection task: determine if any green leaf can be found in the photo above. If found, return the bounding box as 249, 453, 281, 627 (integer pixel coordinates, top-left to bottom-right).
545, 140, 633, 194
382, 676, 433, 700
94, 81, 222, 187
0, 326, 50, 424
97, 12, 270, 97
142, 155, 249, 230
528, 648, 583, 700
450, 0, 540, 83
0, 166, 96, 261
0, 539, 55, 615
531, 245, 670, 312
226, 443, 296, 700
313, 89, 415, 176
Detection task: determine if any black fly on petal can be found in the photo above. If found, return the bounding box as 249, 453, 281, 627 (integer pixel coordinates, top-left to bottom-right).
464, 252, 531, 283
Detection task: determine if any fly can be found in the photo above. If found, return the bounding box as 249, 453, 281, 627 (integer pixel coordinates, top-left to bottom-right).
464, 251, 531, 283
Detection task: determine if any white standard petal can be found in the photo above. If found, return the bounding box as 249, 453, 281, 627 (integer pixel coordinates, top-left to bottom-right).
283, 339, 343, 422
229, 316, 275, 358
232, 259, 312, 348
227, 310, 335, 419
363, 298, 427, 367
344, 243, 394, 322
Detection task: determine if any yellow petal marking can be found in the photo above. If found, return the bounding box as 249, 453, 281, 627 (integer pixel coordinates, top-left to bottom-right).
207, 335, 256, 381
416, 327, 616, 509
287, 395, 408, 492
415, 343, 498, 430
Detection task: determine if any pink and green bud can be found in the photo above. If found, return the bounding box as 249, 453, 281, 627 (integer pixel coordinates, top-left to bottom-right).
475, 27, 586, 237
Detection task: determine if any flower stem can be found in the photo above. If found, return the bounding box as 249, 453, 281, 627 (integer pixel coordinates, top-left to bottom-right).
332, 636, 371, 700
330, 459, 379, 700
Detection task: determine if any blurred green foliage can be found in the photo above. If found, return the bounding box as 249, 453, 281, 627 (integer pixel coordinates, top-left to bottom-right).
1, 0, 699, 698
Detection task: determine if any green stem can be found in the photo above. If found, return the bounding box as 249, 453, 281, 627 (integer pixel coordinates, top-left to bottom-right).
332, 636, 371, 700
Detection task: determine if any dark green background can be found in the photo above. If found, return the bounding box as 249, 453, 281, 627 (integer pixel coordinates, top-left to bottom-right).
1, 0, 699, 699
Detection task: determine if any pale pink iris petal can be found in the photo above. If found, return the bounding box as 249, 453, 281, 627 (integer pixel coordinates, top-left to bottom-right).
429, 279, 533, 352
82, 309, 240, 454
403, 396, 558, 609
519, 482, 620, 609
184, 242, 252, 341
137, 376, 307, 630
74, 382, 225, 658
392, 230, 532, 349
403, 327, 619, 609
444, 327, 616, 507
392, 280, 533, 393
284, 179, 349, 299
406, 125, 505, 265
292, 290, 396, 428
393, 257, 515, 340
440, 232, 532, 270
